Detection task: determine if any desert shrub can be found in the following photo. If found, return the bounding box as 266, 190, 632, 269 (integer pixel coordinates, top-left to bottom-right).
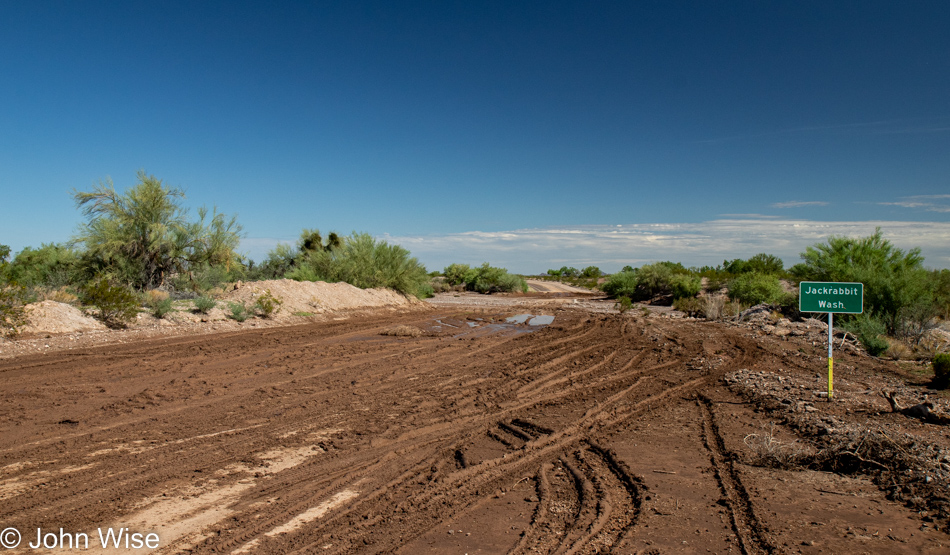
843, 314, 889, 357
193, 295, 216, 314
298, 228, 342, 254
0, 284, 29, 337
285, 265, 323, 282
884, 337, 914, 360
727, 273, 785, 306
443, 263, 471, 286
253, 243, 298, 280
933, 269, 950, 320
602, 271, 639, 299
462, 263, 527, 294
295, 232, 431, 297
933, 353, 950, 388
743, 424, 809, 469
724, 253, 785, 276
79, 278, 139, 328
581, 266, 601, 279
3, 243, 80, 288
673, 296, 705, 317
615, 295, 633, 314
254, 290, 282, 318
670, 274, 701, 300
636, 263, 674, 298
228, 301, 250, 322
415, 282, 434, 298
149, 297, 174, 318
703, 295, 726, 320
39, 287, 79, 304
174, 262, 247, 293
431, 277, 461, 293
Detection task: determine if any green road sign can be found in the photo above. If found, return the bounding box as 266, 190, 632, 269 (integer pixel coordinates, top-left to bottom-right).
799, 281, 864, 314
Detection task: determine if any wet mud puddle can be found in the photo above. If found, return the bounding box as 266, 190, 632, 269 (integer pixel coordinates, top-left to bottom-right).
431, 314, 555, 338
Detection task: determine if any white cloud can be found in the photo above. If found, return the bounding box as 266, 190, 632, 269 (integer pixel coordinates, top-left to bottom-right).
879, 195, 950, 213
381, 219, 950, 273
771, 201, 829, 209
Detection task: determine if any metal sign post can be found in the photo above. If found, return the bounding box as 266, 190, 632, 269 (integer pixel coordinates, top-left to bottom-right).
799, 282, 864, 400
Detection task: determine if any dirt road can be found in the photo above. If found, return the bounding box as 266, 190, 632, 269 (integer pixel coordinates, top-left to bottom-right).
1, 302, 947, 554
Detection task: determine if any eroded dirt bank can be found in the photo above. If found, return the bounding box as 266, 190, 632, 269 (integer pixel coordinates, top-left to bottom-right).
1, 303, 948, 554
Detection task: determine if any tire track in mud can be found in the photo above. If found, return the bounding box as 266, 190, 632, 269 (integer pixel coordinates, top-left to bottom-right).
214, 315, 714, 553
697, 395, 775, 555
4, 310, 781, 554
274, 364, 694, 554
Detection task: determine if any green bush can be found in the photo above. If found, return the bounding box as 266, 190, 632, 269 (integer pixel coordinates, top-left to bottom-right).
581, 266, 601, 279
228, 301, 250, 322
254, 290, 282, 318
415, 282, 435, 299
843, 314, 889, 357
3, 243, 80, 288
933, 353, 950, 388
723, 253, 785, 275
443, 263, 471, 286
80, 279, 139, 328
193, 295, 216, 314
602, 271, 639, 299
636, 263, 674, 299
149, 297, 174, 318
673, 296, 705, 317
285, 265, 322, 282
294, 232, 431, 297
727, 273, 786, 306
253, 243, 298, 280
462, 263, 527, 294
670, 274, 701, 300
0, 284, 29, 337
615, 295, 633, 314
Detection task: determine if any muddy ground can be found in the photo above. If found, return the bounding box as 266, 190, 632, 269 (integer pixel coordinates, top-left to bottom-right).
1, 293, 949, 554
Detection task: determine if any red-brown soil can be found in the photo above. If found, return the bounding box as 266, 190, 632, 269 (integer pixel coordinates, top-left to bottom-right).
1, 298, 948, 554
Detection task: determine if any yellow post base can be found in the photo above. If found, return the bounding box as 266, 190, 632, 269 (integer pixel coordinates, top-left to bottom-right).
828, 357, 834, 399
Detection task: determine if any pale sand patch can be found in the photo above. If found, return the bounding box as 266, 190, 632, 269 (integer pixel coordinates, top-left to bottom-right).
87, 444, 324, 554
228, 489, 358, 554
0, 463, 97, 501
263, 490, 359, 537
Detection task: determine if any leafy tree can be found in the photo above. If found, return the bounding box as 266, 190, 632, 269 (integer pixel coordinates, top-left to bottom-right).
0, 244, 10, 282
601, 271, 638, 299
299, 229, 342, 254
723, 253, 784, 275
636, 263, 674, 298
670, 274, 701, 299
559, 266, 580, 278
71, 171, 242, 289
795, 228, 934, 336
4, 243, 80, 288
255, 243, 297, 280
581, 266, 601, 279
461, 263, 527, 294
443, 263, 471, 286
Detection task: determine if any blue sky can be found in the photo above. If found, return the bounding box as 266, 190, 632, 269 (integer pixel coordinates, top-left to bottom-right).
2, 1, 948, 273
